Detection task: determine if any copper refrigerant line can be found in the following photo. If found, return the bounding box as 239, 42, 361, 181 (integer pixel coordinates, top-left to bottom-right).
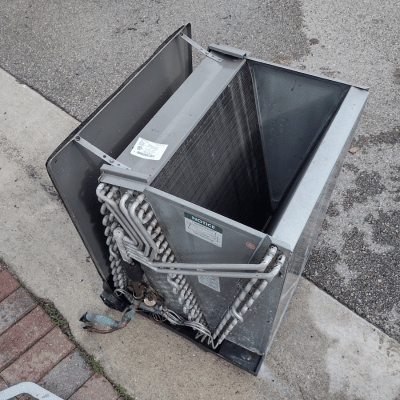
194, 248, 285, 349
96, 183, 208, 329
212, 250, 286, 347
96, 183, 285, 347
98, 185, 128, 290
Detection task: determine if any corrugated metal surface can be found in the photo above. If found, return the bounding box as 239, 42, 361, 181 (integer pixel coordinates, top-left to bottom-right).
151, 63, 272, 232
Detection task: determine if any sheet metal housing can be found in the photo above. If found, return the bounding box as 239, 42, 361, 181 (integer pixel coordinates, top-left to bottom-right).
47, 26, 368, 374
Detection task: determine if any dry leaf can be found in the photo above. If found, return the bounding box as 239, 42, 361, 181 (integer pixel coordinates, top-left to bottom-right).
348, 146, 360, 154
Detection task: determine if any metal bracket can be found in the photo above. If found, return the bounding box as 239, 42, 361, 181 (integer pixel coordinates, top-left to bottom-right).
179, 32, 223, 63
74, 136, 131, 170
208, 43, 249, 59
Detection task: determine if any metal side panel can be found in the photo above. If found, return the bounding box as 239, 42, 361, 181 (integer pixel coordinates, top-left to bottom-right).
150, 61, 271, 232
269, 86, 369, 250
225, 259, 289, 354
142, 186, 275, 329
248, 58, 350, 211
246, 56, 369, 91
265, 86, 369, 353
46, 25, 192, 281
226, 86, 368, 355
143, 186, 267, 264
115, 55, 246, 176
264, 157, 338, 355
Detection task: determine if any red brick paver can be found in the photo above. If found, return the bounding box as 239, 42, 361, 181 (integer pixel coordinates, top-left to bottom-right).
0, 307, 53, 371
0, 376, 8, 390
0, 267, 121, 400
1, 327, 75, 386
0, 287, 36, 335
35, 350, 94, 399
0, 270, 20, 301
69, 373, 118, 400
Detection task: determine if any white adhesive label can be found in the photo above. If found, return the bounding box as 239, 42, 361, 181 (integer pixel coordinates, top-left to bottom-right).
198, 275, 221, 292
131, 138, 168, 160
184, 212, 223, 248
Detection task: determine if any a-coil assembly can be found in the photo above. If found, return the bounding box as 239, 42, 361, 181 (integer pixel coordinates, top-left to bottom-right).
47, 25, 368, 374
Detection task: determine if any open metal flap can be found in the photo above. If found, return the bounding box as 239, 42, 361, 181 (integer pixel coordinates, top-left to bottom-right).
46, 25, 192, 281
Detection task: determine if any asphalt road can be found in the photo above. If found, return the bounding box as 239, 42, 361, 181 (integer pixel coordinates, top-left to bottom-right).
0, 0, 308, 121
296, 0, 400, 342
0, 0, 399, 344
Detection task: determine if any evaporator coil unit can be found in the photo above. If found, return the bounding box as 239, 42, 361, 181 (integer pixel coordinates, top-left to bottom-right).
47, 25, 369, 374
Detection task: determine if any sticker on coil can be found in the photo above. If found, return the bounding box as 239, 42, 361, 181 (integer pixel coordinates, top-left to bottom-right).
131, 138, 168, 160
184, 212, 222, 247
198, 275, 220, 292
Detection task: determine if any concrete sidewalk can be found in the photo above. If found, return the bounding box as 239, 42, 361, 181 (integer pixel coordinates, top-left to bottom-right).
0, 67, 399, 400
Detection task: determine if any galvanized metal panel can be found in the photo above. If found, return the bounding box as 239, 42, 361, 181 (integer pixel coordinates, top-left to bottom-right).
225, 261, 289, 354
143, 186, 274, 329
246, 56, 369, 91
224, 86, 368, 355
265, 165, 336, 354
150, 62, 271, 232
115, 55, 245, 177
46, 25, 192, 280
268, 87, 369, 249
266, 86, 369, 352
248, 59, 350, 210
143, 186, 266, 264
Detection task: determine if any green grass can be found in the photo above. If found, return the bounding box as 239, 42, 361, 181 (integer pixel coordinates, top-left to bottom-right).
115, 385, 129, 399
77, 349, 104, 375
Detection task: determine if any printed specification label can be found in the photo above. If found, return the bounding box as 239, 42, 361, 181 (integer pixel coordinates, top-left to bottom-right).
131, 138, 168, 160
184, 212, 223, 247
198, 275, 220, 292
